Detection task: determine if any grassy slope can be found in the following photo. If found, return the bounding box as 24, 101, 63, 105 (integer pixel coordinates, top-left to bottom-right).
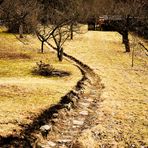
64, 31, 148, 147
0, 28, 82, 137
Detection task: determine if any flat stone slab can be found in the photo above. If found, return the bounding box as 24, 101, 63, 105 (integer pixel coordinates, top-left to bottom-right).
57, 139, 72, 143
40, 124, 52, 131
51, 118, 59, 123
73, 120, 84, 126
72, 125, 80, 128
47, 141, 56, 147
53, 113, 58, 118
79, 110, 89, 116
79, 102, 90, 108
85, 99, 94, 102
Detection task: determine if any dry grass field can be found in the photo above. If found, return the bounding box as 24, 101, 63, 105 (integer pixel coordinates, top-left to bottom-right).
0, 28, 82, 137
64, 31, 148, 147
0, 25, 148, 147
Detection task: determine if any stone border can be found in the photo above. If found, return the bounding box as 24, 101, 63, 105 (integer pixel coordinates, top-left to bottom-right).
0, 51, 101, 147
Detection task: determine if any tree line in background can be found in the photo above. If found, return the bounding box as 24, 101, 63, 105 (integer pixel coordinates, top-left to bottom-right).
0, 0, 147, 60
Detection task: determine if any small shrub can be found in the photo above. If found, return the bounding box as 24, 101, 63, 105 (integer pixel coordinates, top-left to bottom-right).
32, 61, 55, 76
32, 61, 71, 77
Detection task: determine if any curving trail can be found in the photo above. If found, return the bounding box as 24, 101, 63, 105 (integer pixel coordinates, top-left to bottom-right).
64, 32, 148, 147
33, 53, 103, 147
1, 31, 147, 147
0, 51, 102, 147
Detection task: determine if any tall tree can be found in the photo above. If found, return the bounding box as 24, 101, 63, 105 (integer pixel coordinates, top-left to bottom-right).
110, 0, 147, 52
0, 0, 40, 37
84, 0, 147, 52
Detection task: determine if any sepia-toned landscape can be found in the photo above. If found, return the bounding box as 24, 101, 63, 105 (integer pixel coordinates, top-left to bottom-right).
0, 0, 148, 147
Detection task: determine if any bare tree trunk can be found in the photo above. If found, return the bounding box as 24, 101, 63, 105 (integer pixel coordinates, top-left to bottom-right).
70, 24, 73, 40
57, 47, 63, 61
19, 23, 23, 38
122, 33, 126, 44
41, 41, 44, 53
124, 15, 130, 52
123, 30, 130, 52
59, 47, 63, 61
120, 15, 130, 52
57, 47, 60, 60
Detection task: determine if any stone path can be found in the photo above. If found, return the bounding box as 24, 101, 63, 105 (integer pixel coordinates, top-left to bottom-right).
36, 92, 101, 147
0, 52, 102, 147
34, 55, 102, 148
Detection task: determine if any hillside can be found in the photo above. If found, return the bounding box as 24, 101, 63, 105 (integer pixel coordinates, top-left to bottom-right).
0, 28, 82, 137
0, 27, 148, 147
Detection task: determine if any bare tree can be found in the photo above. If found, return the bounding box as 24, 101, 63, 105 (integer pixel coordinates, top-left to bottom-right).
0, 0, 40, 37
36, 19, 73, 60
36, 0, 83, 61
85, 0, 147, 52
110, 0, 147, 52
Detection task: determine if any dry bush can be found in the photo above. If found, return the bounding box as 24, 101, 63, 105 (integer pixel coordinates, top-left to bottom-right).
32, 61, 71, 77
32, 61, 55, 76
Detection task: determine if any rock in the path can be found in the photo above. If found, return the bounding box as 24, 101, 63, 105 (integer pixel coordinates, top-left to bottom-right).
85, 98, 94, 102
40, 124, 52, 138
72, 89, 79, 95
79, 102, 90, 108
53, 113, 58, 118
36, 141, 56, 148
47, 141, 56, 147
51, 118, 59, 123
64, 102, 72, 111
40, 124, 52, 131
79, 110, 89, 116
73, 120, 84, 126
57, 139, 72, 143
72, 125, 81, 129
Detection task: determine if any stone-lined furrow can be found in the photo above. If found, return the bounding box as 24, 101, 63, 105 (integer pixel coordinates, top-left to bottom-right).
34, 52, 103, 148
0, 66, 87, 147
0, 52, 102, 148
